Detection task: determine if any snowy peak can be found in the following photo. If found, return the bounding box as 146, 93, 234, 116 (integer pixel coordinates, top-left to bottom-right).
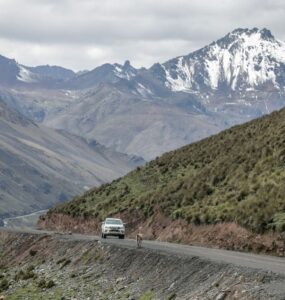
113, 60, 137, 80
232, 28, 274, 41
160, 28, 285, 93
219, 28, 275, 46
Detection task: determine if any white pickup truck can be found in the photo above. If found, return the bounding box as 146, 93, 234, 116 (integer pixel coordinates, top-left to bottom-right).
101, 218, 125, 239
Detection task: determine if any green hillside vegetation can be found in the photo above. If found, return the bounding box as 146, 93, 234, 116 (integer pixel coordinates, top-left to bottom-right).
49, 108, 285, 233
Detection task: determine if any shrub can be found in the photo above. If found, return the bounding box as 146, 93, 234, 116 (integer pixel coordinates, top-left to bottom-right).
61, 259, 71, 269
38, 278, 55, 289
15, 266, 37, 281
38, 278, 47, 288
168, 293, 177, 300
46, 280, 55, 288
271, 213, 285, 232
29, 249, 37, 256
0, 278, 9, 292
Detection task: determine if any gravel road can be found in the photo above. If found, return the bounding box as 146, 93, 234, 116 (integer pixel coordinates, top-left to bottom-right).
1, 227, 285, 275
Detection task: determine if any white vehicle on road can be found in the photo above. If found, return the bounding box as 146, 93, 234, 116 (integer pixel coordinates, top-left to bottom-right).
101, 218, 125, 239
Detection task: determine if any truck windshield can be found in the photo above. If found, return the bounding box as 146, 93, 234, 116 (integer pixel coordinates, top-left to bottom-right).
105, 219, 122, 225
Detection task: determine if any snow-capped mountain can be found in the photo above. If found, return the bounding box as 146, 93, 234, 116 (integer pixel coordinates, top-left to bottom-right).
153, 28, 285, 93
1, 28, 285, 160
1, 28, 284, 94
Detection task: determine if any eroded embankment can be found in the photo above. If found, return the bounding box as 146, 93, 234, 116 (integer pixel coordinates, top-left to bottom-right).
39, 212, 285, 256
0, 231, 285, 299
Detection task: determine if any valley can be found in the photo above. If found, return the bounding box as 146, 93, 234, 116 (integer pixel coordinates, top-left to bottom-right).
1, 0, 285, 295
0, 100, 143, 219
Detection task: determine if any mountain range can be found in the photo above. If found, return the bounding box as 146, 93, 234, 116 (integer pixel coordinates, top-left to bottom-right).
1, 27, 285, 160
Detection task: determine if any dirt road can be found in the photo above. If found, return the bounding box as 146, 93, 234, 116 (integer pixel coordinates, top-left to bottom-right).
1, 226, 285, 275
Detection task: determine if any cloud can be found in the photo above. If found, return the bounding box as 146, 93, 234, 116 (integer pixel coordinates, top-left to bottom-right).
0, 0, 284, 70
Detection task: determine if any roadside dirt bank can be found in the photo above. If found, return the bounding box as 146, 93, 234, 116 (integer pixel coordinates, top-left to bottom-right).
38, 212, 285, 256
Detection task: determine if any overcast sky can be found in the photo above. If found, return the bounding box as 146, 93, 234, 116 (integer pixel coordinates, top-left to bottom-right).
0, 0, 284, 71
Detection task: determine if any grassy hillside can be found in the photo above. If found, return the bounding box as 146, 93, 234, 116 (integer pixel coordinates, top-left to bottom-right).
48, 108, 285, 233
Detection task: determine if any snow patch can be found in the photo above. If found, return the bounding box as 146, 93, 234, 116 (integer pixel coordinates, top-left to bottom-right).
113, 64, 136, 80
136, 83, 153, 97
17, 66, 37, 83
163, 57, 195, 92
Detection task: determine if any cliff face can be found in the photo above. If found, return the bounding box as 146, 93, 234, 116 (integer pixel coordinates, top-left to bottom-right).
1, 230, 285, 299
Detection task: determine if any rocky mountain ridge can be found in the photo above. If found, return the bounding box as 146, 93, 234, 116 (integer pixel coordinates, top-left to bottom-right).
1, 28, 285, 160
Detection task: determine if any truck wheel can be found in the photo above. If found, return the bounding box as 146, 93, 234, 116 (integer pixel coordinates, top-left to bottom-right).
119, 235, 125, 239
102, 233, 106, 239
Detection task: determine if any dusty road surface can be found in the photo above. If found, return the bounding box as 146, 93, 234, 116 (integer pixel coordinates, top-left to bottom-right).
1, 227, 285, 275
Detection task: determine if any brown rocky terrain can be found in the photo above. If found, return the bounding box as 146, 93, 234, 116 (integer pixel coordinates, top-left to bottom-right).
1, 230, 285, 299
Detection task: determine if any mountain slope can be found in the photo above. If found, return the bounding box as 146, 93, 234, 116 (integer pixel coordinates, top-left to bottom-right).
27, 65, 75, 81
45, 83, 225, 160
0, 55, 20, 86
0, 101, 143, 218
44, 106, 285, 235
